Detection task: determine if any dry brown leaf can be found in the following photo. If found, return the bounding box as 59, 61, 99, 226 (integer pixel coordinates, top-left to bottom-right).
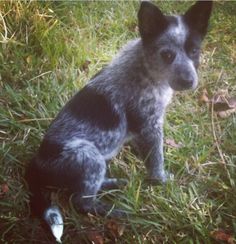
217, 108, 236, 118
228, 97, 236, 107
81, 60, 91, 72
1, 183, 9, 194
26, 55, 32, 64
105, 219, 125, 239
165, 138, 183, 149
211, 90, 236, 118
199, 88, 209, 103
210, 230, 235, 244
212, 90, 236, 112
87, 230, 104, 244
200, 89, 236, 118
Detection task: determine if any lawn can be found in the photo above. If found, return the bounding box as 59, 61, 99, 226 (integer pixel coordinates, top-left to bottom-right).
0, 1, 235, 243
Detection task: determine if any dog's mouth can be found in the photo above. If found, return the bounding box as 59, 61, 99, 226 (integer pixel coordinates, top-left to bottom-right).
169, 78, 198, 91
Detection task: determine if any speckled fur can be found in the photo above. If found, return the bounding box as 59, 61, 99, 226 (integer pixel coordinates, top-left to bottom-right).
26, 1, 212, 240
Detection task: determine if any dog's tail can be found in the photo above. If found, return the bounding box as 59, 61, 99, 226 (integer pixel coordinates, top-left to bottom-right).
43, 205, 64, 243
25, 163, 64, 243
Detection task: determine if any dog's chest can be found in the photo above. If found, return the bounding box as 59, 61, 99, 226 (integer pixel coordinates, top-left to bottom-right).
126, 85, 173, 133
138, 86, 173, 118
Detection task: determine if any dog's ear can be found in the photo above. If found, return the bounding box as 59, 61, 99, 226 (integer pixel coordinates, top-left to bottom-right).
138, 1, 168, 42
184, 1, 213, 38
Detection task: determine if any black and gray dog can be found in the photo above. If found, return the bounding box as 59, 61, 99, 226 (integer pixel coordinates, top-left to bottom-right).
26, 1, 212, 241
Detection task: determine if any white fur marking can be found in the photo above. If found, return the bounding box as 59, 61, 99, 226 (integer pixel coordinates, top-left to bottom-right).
44, 207, 63, 243
168, 16, 187, 44
188, 59, 198, 89
64, 138, 91, 149
160, 86, 174, 107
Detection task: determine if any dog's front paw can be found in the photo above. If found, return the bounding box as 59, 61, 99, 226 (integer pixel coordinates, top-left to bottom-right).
163, 171, 174, 182
145, 171, 174, 185
101, 178, 128, 190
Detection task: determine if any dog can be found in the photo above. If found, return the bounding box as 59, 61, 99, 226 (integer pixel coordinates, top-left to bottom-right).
26, 1, 212, 242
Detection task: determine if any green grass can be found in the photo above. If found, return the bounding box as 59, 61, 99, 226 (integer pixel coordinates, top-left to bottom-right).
1, 1, 236, 243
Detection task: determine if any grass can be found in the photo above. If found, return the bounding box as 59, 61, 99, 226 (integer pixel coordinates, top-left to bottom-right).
0, 1, 236, 243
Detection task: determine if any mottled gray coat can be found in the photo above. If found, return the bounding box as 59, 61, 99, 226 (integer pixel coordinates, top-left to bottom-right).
26, 1, 212, 242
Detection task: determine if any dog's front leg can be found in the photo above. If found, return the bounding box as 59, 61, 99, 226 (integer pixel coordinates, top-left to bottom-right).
135, 123, 173, 184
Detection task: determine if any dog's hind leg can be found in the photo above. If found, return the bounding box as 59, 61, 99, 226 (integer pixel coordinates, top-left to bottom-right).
64, 140, 126, 218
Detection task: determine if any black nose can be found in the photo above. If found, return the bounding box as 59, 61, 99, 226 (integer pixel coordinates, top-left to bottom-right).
179, 78, 194, 88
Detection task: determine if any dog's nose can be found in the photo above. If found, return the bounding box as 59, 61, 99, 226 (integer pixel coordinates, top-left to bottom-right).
179, 78, 194, 88
179, 79, 194, 89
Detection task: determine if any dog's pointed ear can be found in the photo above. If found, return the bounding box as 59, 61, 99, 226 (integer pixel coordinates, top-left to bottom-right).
184, 1, 213, 38
138, 1, 168, 42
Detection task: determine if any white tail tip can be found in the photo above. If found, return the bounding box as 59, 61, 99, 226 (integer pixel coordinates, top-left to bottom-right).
44, 206, 64, 243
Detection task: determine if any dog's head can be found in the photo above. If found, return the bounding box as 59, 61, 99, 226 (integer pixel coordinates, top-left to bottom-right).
138, 1, 212, 91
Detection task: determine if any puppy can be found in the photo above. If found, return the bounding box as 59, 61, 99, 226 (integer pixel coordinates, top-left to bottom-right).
26, 1, 212, 242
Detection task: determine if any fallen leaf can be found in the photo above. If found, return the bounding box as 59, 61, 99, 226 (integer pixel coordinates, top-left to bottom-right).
105, 219, 125, 239
81, 60, 91, 72
26, 55, 32, 64
87, 230, 104, 244
212, 90, 236, 112
199, 88, 209, 103
217, 108, 236, 118
210, 230, 235, 244
165, 138, 183, 149
201, 89, 236, 118
1, 184, 9, 194
228, 97, 236, 107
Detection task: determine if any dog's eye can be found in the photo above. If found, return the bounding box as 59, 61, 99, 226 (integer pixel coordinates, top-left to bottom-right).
189, 47, 199, 56
160, 50, 176, 64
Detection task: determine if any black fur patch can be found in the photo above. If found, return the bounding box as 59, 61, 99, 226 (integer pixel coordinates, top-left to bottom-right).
183, 1, 212, 38
126, 106, 143, 134
138, 1, 169, 43
184, 31, 201, 68
67, 86, 120, 130
38, 139, 63, 160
